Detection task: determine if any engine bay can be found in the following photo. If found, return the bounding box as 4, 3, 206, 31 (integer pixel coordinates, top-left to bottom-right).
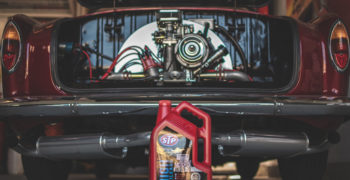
56, 9, 296, 90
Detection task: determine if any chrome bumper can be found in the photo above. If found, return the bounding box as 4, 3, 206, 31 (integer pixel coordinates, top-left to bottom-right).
0, 95, 350, 117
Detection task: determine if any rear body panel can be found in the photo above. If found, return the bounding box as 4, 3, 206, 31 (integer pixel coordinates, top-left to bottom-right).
2, 15, 65, 97
3, 8, 348, 97
288, 15, 349, 96
1, 7, 349, 134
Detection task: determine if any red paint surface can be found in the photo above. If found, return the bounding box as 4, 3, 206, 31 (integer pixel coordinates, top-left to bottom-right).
287, 22, 324, 95
2, 15, 66, 97
328, 0, 350, 30
258, 6, 269, 15
45, 123, 64, 136
25, 28, 65, 96
288, 14, 349, 96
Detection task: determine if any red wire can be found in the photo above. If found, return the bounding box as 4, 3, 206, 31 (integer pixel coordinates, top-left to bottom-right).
248, 76, 253, 82
81, 50, 93, 81
100, 47, 132, 80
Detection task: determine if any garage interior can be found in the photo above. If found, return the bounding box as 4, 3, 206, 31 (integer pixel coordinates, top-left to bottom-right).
0, 0, 350, 180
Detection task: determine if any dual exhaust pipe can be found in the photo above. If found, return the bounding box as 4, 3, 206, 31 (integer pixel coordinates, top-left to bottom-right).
13, 131, 330, 160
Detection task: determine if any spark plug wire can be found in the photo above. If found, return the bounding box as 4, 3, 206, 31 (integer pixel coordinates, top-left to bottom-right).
100, 47, 133, 80
81, 50, 93, 82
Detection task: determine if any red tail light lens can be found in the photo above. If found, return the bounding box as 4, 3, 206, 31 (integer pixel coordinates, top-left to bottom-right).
329, 21, 350, 72
1, 22, 21, 72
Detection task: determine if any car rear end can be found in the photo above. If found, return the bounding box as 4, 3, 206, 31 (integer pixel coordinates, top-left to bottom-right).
1, 3, 350, 180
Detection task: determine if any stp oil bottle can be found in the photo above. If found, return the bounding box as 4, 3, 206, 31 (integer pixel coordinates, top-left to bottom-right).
150, 100, 212, 180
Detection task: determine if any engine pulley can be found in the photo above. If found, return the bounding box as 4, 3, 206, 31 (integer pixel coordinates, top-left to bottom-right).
175, 34, 209, 68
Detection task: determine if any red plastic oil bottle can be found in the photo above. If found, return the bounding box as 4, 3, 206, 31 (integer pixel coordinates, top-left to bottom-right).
150, 100, 212, 180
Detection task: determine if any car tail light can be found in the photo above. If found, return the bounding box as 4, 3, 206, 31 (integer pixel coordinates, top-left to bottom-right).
329, 20, 350, 72
1, 22, 21, 72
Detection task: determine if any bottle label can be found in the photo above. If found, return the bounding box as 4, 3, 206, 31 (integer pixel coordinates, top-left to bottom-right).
156, 128, 206, 180
159, 134, 179, 147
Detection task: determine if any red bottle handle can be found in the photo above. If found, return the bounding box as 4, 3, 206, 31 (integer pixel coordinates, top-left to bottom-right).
174, 102, 211, 130
174, 102, 212, 175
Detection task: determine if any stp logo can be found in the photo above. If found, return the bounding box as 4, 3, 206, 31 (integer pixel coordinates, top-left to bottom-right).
159, 134, 179, 146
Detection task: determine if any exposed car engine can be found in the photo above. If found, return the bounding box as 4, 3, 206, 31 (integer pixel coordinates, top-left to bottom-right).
57, 9, 296, 89
59, 10, 251, 86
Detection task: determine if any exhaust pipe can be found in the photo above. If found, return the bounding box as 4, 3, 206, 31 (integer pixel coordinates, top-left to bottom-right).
13, 132, 151, 159
214, 131, 309, 157
37, 134, 128, 159
13, 131, 326, 159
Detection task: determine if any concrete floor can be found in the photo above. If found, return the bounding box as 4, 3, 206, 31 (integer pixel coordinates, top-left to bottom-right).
1, 163, 349, 180
1, 163, 348, 180
0, 174, 281, 180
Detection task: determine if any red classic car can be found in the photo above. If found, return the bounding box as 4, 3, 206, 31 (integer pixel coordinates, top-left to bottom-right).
1, 0, 350, 180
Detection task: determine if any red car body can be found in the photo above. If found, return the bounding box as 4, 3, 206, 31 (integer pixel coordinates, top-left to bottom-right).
2, 7, 349, 128
1, 1, 350, 179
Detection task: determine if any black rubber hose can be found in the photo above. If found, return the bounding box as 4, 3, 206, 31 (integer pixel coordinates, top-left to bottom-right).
215, 25, 248, 73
